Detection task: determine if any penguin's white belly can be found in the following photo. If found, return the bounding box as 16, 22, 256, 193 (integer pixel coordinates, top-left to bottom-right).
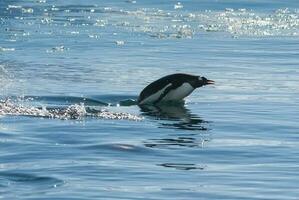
162, 83, 194, 101
139, 83, 171, 104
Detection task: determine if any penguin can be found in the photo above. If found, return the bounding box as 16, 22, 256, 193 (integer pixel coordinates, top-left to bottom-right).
138, 73, 214, 105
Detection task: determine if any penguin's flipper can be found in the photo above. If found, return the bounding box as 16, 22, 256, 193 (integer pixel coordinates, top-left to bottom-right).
153, 84, 177, 104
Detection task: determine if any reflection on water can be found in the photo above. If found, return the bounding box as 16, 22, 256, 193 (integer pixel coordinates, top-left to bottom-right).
144, 137, 210, 148
140, 103, 212, 149
140, 104, 211, 171
140, 103, 210, 131
158, 163, 205, 171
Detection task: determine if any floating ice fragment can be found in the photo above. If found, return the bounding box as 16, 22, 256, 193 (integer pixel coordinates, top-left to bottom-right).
41, 17, 53, 24
88, 34, 99, 39
47, 46, 69, 53
0, 47, 15, 52
104, 7, 112, 11
238, 8, 247, 12
174, 2, 183, 10
126, 0, 137, 3
188, 13, 196, 18
205, 24, 220, 32
94, 19, 107, 27
176, 26, 193, 38
51, 7, 59, 11
225, 8, 234, 12
115, 40, 125, 45
8, 5, 22, 9
22, 8, 34, 13
276, 8, 290, 14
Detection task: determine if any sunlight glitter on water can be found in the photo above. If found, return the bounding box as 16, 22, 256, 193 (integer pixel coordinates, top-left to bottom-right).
1, 0, 299, 199
2, 2, 299, 42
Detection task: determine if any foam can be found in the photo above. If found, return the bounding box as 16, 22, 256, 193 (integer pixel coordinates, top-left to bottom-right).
0, 99, 143, 121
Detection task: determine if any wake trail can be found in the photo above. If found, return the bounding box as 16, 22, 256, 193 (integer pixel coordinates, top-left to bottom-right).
0, 98, 143, 121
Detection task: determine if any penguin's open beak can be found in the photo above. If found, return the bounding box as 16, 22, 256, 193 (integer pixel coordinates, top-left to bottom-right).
206, 79, 215, 85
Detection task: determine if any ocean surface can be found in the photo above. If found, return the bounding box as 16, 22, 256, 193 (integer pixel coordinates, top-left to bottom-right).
1, 0, 299, 199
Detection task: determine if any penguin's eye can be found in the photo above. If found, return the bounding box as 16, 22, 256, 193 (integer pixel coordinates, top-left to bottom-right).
198, 77, 203, 81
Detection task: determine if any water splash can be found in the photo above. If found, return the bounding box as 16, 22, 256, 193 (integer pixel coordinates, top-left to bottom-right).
0, 99, 143, 121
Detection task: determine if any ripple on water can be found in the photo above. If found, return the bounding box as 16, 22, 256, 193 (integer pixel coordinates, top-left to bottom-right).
0, 171, 64, 189
144, 136, 210, 149
158, 163, 205, 171
80, 143, 153, 154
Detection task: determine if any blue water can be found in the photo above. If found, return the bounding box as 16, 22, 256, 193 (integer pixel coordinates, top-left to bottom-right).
1, 0, 299, 199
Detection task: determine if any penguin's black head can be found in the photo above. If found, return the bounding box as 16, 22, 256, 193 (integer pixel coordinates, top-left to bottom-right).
193, 76, 215, 88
